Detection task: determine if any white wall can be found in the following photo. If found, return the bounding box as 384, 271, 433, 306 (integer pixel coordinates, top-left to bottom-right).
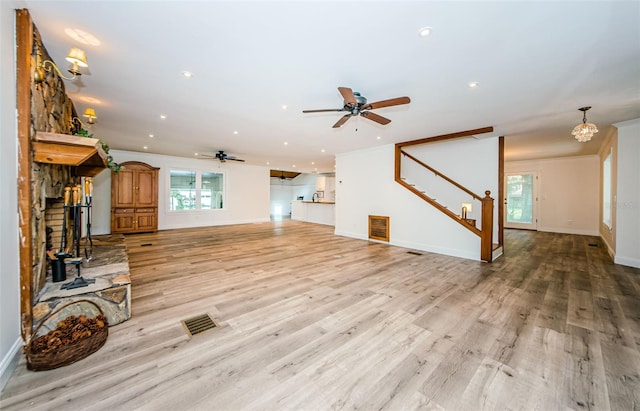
614, 118, 640, 268
268, 173, 319, 216
0, 1, 24, 393
92, 150, 270, 234
506, 155, 600, 235
336, 139, 499, 261
270, 181, 293, 216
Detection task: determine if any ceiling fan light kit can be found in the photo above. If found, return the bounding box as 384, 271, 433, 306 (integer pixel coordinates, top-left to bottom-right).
571, 106, 598, 143
303, 87, 410, 129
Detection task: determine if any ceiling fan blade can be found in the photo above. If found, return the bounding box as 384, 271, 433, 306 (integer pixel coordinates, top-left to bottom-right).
365, 96, 411, 110
332, 114, 352, 128
338, 87, 357, 105
361, 111, 391, 125
302, 108, 345, 113
226, 157, 245, 162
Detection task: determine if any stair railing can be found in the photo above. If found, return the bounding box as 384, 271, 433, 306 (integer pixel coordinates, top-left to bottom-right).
395, 146, 494, 262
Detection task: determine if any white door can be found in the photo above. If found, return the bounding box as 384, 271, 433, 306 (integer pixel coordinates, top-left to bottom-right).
505, 172, 537, 230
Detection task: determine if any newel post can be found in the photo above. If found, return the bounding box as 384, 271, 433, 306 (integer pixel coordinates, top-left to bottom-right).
480, 190, 494, 262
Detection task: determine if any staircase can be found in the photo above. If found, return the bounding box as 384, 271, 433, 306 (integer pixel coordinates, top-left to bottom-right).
395, 127, 499, 262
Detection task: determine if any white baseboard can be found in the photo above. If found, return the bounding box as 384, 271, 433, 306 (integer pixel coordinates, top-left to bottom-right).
614, 255, 640, 269
537, 226, 599, 236
159, 217, 271, 231
334, 231, 479, 261
0, 337, 22, 393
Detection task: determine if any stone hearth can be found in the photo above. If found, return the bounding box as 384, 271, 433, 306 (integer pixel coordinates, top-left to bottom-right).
32, 235, 131, 335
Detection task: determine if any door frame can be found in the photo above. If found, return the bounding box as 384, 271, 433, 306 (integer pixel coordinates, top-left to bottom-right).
504, 171, 538, 230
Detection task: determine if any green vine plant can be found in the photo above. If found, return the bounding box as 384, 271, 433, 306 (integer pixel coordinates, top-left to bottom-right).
74, 128, 124, 173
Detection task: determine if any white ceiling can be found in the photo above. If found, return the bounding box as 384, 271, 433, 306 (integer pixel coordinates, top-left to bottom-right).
24, 1, 640, 173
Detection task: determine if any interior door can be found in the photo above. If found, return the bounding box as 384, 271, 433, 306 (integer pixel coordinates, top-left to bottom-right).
505, 172, 537, 230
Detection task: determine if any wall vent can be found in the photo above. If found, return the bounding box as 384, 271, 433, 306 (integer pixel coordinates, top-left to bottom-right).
368, 215, 390, 242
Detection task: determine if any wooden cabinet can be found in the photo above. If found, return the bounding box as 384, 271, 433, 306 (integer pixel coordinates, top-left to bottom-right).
111, 161, 159, 233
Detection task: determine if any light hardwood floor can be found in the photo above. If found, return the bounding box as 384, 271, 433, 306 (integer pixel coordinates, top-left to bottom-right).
2, 220, 639, 410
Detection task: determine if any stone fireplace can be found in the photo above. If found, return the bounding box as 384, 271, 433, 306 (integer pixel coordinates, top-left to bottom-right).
21, 19, 131, 336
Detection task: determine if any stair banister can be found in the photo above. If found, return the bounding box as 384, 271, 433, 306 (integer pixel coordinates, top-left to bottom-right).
394, 126, 495, 262
400, 150, 484, 201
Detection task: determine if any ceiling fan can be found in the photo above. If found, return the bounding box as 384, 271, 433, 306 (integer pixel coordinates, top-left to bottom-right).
199, 150, 245, 162
303, 87, 410, 128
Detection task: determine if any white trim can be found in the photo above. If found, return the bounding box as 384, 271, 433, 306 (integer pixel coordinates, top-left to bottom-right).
537, 226, 599, 236
0, 337, 22, 393
334, 231, 480, 261
600, 234, 615, 261
614, 255, 640, 269
160, 217, 270, 231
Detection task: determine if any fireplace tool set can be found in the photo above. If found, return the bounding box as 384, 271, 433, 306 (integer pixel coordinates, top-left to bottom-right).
51, 178, 95, 290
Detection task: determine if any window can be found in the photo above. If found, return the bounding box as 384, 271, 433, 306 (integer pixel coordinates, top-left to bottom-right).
201, 172, 224, 209
602, 150, 612, 228
170, 169, 224, 211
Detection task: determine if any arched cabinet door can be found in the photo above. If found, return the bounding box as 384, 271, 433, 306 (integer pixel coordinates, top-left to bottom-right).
111, 161, 159, 233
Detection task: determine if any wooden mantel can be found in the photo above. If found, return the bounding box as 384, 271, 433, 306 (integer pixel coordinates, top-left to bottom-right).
33, 131, 108, 176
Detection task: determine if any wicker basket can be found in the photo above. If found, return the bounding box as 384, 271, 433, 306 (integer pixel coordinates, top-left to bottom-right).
24, 299, 108, 371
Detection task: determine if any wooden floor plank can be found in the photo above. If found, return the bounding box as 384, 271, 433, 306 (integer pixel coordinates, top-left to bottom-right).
1, 221, 639, 410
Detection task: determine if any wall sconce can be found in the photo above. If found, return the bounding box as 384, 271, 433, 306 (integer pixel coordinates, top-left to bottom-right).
461, 202, 473, 219
83, 108, 97, 124
571, 106, 598, 142
72, 108, 97, 130
34, 44, 89, 85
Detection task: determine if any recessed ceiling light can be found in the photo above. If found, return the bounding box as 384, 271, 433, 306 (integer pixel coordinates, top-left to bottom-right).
182, 71, 193, 78
233, 131, 239, 135
284, 141, 288, 145
194, 152, 199, 156
376, 136, 381, 140
160, 115, 167, 119
321, 149, 325, 153
311, 161, 315, 165
468, 82, 479, 88
64, 28, 101, 46
281, 105, 288, 110
143, 146, 148, 150
149, 134, 154, 138
418, 27, 433, 37
266, 161, 270, 165
292, 164, 296, 168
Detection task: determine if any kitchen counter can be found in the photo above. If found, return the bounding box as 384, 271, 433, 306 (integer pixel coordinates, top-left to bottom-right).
291, 200, 335, 226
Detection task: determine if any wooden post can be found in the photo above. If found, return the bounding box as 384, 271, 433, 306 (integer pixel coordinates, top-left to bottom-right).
394, 144, 402, 182
16, 9, 33, 341
480, 190, 494, 262
498, 136, 504, 250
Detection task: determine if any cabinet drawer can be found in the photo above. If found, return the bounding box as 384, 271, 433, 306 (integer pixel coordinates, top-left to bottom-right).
114, 208, 135, 214
135, 208, 156, 213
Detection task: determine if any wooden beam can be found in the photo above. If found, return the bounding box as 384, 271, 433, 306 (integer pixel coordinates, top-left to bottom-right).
396, 126, 494, 148
16, 8, 33, 341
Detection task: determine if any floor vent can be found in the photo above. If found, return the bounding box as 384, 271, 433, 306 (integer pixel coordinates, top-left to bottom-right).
181, 313, 218, 338
588, 243, 599, 247
369, 215, 390, 242
407, 251, 423, 256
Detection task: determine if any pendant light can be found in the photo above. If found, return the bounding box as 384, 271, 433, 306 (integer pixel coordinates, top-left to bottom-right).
571, 106, 598, 142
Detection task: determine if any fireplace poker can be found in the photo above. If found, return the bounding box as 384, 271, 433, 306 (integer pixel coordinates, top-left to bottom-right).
84, 178, 93, 261
58, 187, 71, 253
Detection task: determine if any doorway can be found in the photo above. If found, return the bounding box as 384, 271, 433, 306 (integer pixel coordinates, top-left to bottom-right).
505, 172, 537, 230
